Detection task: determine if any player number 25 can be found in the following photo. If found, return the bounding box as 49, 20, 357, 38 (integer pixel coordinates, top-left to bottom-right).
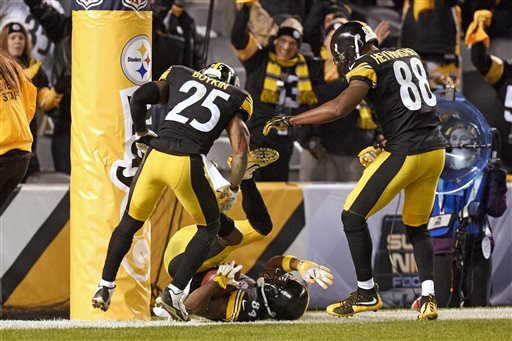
393, 57, 437, 111
165, 80, 230, 132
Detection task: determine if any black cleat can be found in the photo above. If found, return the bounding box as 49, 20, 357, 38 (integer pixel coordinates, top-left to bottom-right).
91, 285, 116, 312
326, 286, 383, 317
154, 287, 190, 322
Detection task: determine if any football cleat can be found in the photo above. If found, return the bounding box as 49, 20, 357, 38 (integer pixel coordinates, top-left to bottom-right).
91, 285, 116, 312
227, 148, 280, 180
326, 286, 383, 317
417, 294, 439, 320
154, 287, 190, 322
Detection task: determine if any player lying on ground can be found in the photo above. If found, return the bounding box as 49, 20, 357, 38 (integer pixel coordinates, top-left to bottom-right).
154, 149, 333, 320
182, 256, 332, 322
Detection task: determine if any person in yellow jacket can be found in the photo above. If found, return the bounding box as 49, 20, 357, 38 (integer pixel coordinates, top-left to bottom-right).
1, 22, 63, 178
0, 49, 37, 208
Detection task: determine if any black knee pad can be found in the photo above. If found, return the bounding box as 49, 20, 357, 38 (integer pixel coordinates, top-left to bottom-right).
341, 210, 366, 232
405, 224, 430, 244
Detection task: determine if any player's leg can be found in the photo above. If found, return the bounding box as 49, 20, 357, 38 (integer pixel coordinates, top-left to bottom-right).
327, 151, 416, 317
402, 148, 445, 320
155, 155, 220, 321
92, 150, 165, 311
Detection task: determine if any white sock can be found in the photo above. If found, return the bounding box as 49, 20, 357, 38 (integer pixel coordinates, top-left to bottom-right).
100, 279, 115, 288
421, 280, 435, 296
168, 284, 183, 297
357, 278, 375, 290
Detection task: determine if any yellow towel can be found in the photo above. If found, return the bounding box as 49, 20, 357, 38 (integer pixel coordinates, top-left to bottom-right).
465, 9, 492, 48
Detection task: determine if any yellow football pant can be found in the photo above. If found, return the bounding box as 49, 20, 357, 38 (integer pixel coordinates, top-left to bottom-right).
344, 149, 445, 226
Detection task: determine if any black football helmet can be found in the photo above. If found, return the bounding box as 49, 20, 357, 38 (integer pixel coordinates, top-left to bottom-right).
199, 62, 240, 87
259, 273, 309, 320
330, 21, 378, 67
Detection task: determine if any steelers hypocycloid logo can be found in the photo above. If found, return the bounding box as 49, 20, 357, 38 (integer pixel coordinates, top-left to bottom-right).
121, 35, 152, 85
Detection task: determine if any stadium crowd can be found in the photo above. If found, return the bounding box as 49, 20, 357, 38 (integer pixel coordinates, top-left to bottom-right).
1, 0, 510, 322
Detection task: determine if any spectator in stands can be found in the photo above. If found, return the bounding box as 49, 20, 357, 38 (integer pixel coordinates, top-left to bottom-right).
22, 0, 72, 175
151, 0, 203, 130
428, 122, 507, 307
298, 16, 377, 181
399, 0, 462, 90
258, 0, 312, 23
465, 9, 512, 173
1, 22, 62, 180
231, 1, 325, 181
303, 0, 353, 56
0, 50, 36, 208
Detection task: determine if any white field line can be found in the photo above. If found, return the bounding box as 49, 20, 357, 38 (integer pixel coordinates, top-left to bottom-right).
1, 308, 511, 329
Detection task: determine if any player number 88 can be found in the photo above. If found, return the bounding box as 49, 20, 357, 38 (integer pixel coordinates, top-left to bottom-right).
393, 57, 437, 111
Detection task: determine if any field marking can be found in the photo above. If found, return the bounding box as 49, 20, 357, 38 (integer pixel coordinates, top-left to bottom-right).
2, 308, 511, 329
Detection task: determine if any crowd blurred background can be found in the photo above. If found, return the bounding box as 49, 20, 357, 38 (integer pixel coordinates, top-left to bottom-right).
0, 0, 511, 183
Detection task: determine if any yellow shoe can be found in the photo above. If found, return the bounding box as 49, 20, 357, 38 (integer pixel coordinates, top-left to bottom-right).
326, 287, 383, 317
417, 294, 439, 320
227, 148, 279, 179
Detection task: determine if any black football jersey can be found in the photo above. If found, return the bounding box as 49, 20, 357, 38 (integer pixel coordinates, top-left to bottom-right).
346, 47, 446, 155
151, 65, 253, 155
225, 275, 270, 322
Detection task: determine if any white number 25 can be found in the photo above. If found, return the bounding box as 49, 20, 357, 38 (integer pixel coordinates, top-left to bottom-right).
165, 80, 230, 132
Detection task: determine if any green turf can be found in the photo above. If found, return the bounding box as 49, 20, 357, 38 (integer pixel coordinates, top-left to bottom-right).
2, 319, 511, 340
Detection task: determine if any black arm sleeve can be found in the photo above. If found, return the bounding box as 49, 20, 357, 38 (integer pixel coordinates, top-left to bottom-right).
230, 5, 251, 50
23, 0, 71, 43
130, 82, 161, 133
471, 42, 493, 76
240, 179, 272, 236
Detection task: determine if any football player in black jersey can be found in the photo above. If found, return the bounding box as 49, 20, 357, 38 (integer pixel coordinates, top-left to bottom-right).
181, 255, 332, 322
264, 21, 446, 320
157, 148, 333, 321
92, 62, 252, 321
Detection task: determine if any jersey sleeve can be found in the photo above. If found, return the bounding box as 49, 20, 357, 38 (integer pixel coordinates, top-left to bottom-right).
239, 94, 253, 121
158, 66, 173, 81
345, 58, 377, 89
484, 55, 505, 85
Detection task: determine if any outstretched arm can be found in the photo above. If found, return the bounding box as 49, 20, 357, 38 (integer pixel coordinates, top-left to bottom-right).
262, 255, 333, 289
290, 80, 369, 125
263, 80, 369, 135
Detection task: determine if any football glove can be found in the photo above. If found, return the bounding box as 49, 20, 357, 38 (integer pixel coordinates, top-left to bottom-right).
135, 129, 158, 154
214, 261, 242, 289
356, 102, 377, 130
263, 115, 292, 136
358, 146, 382, 168
218, 185, 240, 212
297, 260, 334, 289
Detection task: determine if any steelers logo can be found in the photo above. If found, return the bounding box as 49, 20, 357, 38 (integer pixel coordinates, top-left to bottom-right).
121, 34, 152, 85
